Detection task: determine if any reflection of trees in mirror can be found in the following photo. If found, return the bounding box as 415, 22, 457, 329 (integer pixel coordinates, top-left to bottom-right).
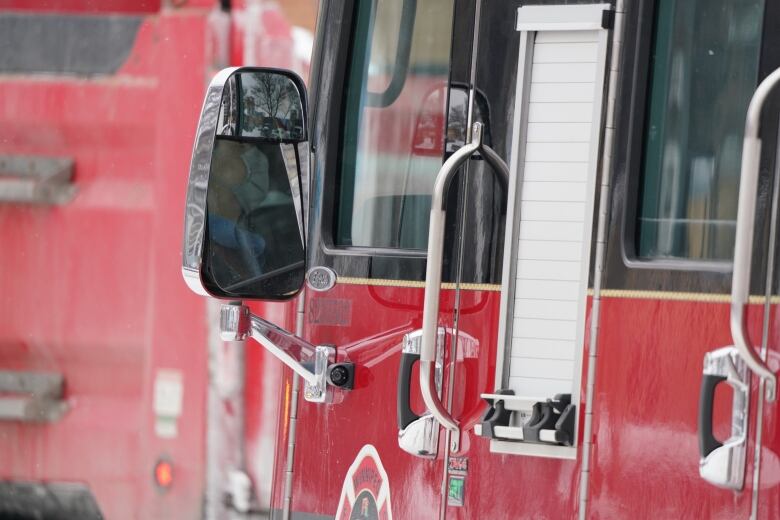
240, 72, 304, 140
440, 85, 492, 153
203, 138, 305, 298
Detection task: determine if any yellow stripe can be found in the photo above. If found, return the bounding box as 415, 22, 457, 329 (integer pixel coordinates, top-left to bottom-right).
335, 278, 780, 302
593, 288, 780, 304
336, 276, 502, 292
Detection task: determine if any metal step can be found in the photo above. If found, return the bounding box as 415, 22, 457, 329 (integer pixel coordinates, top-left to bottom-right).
0, 371, 67, 422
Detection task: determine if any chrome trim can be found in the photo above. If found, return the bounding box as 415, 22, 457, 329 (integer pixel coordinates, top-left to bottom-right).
750, 116, 780, 518
578, 2, 623, 516
283, 294, 306, 520
303, 345, 334, 404
398, 328, 445, 459
401, 331, 422, 355
730, 67, 780, 402
420, 122, 509, 436
448, 0, 483, 457
181, 67, 238, 296
420, 127, 482, 435
280, 142, 306, 242
219, 302, 319, 386
403, 328, 445, 366
306, 266, 337, 292
699, 347, 749, 490
399, 415, 440, 458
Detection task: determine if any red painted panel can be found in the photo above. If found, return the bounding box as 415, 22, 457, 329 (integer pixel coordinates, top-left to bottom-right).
269, 283, 780, 518
244, 299, 296, 509
0, 10, 217, 519
269, 284, 504, 518
588, 297, 758, 518
0, 0, 162, 13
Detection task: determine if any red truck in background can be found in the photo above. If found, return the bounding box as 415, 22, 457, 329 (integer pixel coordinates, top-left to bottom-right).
0, 1, 313, 518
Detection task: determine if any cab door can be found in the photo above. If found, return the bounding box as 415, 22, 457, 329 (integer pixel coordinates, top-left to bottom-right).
280, 0, 613, 518
596, 0, 780, 517
275, 0, 465, 518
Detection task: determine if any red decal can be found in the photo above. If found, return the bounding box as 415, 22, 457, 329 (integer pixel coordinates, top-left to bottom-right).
336, 445, 393, 520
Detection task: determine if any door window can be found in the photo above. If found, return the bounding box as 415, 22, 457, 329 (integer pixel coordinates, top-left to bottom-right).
335, 0, 455, 249
637, 0, 765, 260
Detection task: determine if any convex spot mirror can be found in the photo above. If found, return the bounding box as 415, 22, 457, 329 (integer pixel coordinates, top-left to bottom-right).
412, 83, 492, 157
182, 67, 308, 300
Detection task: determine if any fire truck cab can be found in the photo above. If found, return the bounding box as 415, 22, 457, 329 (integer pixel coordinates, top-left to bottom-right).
183, 0, 780, 518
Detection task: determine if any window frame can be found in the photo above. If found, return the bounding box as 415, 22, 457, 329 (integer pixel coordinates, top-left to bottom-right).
620, 0, 756, 273
606, 0, 780, 294
307, 0, 433, 285
315, 0, 457, 261
308, 0, 505, 284
330, 0, 437, 255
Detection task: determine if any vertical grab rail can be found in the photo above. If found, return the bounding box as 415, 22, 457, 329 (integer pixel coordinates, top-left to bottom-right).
730, 67, 780, 402
420, 123, 509, 437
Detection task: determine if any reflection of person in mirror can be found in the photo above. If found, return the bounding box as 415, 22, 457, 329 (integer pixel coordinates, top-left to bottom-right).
207, 139, 270, 275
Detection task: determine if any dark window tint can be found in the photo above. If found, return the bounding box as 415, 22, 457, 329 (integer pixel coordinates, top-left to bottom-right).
637, 0, 764, 260
335, 0, 455, 249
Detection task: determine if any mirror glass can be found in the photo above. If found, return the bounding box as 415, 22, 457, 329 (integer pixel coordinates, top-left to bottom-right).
202, 70, 306, 299
412, 83, 491, 157
216, 71, 306, 142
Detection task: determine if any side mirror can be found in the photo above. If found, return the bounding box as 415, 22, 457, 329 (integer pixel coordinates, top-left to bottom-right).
182, 67, 308, 300
412, 82, 492, 157
180, 68, 355, 403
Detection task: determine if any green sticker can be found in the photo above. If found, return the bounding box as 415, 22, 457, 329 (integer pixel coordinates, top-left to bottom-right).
447, 476, 465, 507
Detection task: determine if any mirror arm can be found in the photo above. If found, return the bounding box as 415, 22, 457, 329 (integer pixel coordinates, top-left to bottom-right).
220, 302, 319, 385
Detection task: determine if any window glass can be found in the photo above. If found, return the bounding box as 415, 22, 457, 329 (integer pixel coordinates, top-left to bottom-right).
336, 0, 455, 249
637, 0, 764, 260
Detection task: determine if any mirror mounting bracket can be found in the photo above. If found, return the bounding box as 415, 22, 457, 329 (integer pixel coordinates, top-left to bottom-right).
219, 302, 351, 403
302, 345, 334, 404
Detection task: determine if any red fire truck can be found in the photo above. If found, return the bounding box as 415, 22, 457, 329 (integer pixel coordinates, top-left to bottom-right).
182, 0, 780, 518
0, 1, 313, 518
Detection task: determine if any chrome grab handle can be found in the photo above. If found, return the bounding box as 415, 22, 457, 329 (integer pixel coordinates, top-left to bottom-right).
698, 347, 749, 489
730, 67, 780, 402
420, 122, 509, 435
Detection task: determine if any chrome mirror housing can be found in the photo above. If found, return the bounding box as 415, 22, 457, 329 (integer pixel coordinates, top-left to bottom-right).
182, 67, 308, 301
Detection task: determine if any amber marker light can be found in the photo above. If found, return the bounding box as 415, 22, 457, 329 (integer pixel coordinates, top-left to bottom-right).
154, 458, 174, 490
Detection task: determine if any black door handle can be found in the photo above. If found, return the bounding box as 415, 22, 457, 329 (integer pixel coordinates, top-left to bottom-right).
698, 373, 727, 458
397, 351, 421, 430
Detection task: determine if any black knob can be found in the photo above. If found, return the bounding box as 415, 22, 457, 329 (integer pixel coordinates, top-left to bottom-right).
327, 363, 354, 389
330, 366, 349, 386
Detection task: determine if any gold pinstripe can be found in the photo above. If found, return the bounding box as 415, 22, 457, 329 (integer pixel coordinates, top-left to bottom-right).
333, 278, 780, 303
592, 288, 780, 304
335, 276, 502, 292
